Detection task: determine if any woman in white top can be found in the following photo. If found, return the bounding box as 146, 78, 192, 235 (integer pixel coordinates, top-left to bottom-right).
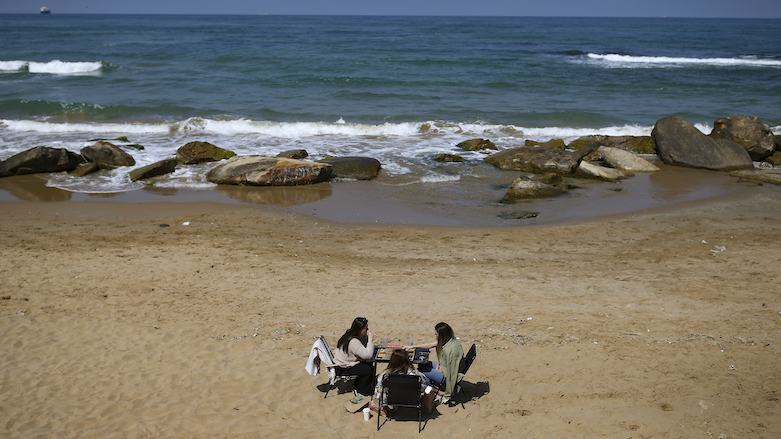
333, 317, 375, 397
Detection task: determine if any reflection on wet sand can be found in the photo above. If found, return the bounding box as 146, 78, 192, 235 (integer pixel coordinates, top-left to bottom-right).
0, 175, 72, 202
215, 183, 333, 207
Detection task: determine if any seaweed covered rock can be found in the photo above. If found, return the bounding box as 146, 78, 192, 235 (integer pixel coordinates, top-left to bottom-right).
525, 138, 566, 149
0, 146, 82, 177
457, 138, 498, 152
206, 156, 332, 186
176, 141, 235, 165
276, 149, 309, 160
568, 135, 656, 154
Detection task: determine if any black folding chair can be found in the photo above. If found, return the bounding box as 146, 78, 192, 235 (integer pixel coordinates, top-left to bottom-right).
319, 335, 359, 398
454, 343, 477, 398
377, 374, 423, 433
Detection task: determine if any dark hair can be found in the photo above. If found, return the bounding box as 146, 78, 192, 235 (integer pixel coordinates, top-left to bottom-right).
337, 317, 368, 353
386, 349, 412, 375
434, 322, 455, 356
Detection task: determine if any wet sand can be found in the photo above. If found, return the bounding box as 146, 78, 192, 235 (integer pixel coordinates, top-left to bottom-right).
0, 160, 766, 228
1, 176, 780, 438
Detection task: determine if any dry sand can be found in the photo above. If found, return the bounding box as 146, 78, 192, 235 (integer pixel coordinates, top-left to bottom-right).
1, 186, 780, 438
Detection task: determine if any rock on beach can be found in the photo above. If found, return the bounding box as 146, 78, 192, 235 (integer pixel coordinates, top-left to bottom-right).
0, 146, 82, 177
652, 115, 753, 172
206, 156, 332, 186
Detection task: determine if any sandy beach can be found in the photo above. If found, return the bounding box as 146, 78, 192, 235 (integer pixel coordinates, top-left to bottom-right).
1, 184, 780, 438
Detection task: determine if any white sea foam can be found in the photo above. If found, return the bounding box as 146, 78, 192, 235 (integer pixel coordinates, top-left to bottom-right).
0, 60, 104, 75
1, 119, 170, 134
585, 53, 781, 68
420, 174, 461, 183
28, 60, 104, 75
0, 61, 28, 72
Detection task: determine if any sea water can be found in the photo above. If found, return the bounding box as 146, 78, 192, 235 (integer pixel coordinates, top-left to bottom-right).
0, 15, 779, 224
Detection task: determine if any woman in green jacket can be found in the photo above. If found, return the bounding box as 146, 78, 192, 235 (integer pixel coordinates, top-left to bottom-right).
403, 322, 465, 403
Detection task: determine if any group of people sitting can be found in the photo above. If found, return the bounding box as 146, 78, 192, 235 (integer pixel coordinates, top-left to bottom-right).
333, 317, 465, 414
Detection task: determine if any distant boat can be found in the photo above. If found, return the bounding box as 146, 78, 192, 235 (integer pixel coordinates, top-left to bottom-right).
40, 6, 51, 14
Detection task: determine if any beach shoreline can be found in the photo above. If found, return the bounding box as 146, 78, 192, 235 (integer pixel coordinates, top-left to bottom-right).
1, 186, 780, 438
0, 159, 772, 228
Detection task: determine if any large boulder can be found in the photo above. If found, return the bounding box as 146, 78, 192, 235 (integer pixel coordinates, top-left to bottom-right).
484, 146, 578, 174
709, 115, 775, 161
81, 141, 135, 168
129, 158, 178, 182
317, 156, 381, 180
598, 146, 660, 172
0, 146, 82, 177
577, 161, 632, 181
176, 141, 235, 164
568, 135, 656, 154
206, 156, 332, 186
651, 115, 753, 171
457, 138, 498, 152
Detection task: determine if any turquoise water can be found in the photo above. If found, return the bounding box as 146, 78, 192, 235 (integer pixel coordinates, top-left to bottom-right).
0, 15, 779, 223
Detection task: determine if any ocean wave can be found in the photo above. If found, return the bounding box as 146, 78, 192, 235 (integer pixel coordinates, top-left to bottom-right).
0, 60, 105, 75
1, 119, 171, 134
584, 53, 781, 68
0, 117, 659, 140
1, 117, 657, 140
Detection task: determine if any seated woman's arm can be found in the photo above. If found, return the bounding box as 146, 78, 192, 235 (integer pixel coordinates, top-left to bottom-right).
403, 341, 437, 351
349, 337, 375, 361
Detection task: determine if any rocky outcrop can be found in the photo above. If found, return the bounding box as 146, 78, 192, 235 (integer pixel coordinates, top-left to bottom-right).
652, 115, 753, 171
709, 115, 775, 161
276, 149, 309, 160
525, 139, 566, 149
457, 138, 498, 152
206, 156, 332, 186
176, 141, 235, 164
577, 161, 632, 181
0, 146, 82, 177
568, 135, 656, 154
598, 146, 659, 172
505, 176, 568, 199
484, 146, 578, 174
129, 158, 178, 182
81, 141, 136, 168
317, 156, 381, 180
434, 153, 466, 162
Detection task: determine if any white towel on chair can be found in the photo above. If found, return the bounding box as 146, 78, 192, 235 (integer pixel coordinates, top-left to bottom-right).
305, 338, 333, 376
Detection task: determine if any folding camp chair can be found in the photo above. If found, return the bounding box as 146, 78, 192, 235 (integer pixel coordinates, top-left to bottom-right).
377, 374, 423, 433
319, 335, 359, 398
